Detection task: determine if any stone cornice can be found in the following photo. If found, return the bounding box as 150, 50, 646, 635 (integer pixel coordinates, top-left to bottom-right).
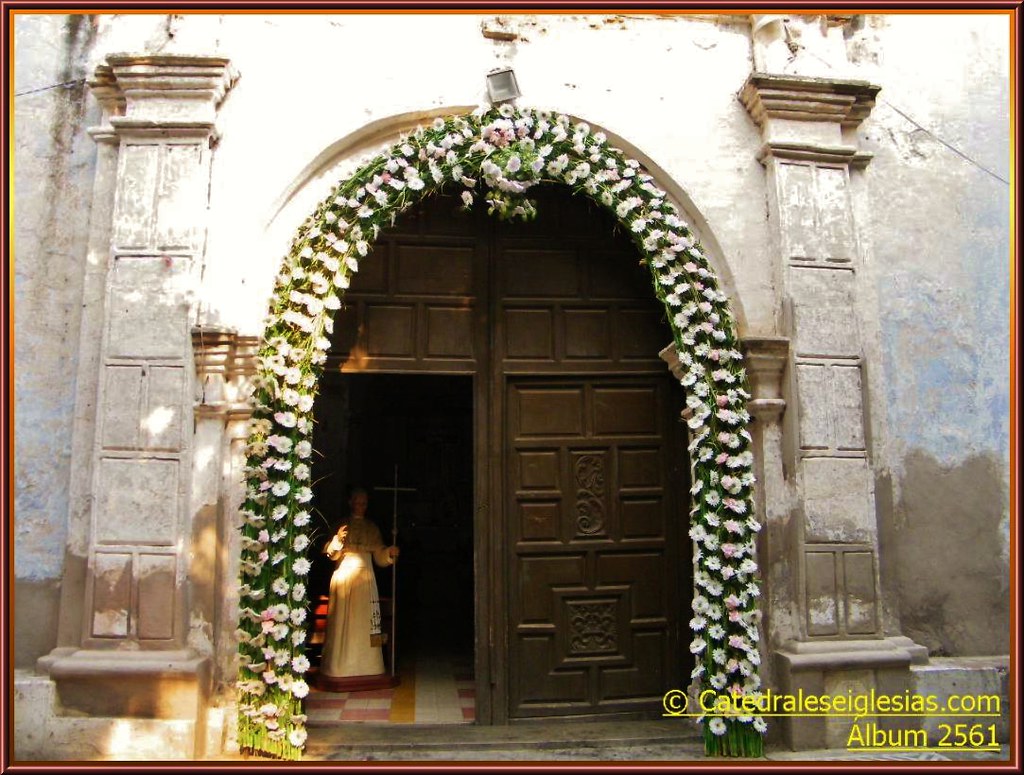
740, 72, 881, 129
756, 141, 874, 169
87, 53, 237, 143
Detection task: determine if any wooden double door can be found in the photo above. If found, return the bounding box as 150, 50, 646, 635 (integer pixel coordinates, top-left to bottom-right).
328, 185, 690, 722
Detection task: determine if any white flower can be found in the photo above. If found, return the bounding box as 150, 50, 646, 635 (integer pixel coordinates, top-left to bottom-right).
274, 412, 297, 429
291, 679, 310, 699
271, 623, 289, 641
290, 607, 307, 626
293, 558, 311, 575
271, 481, 290, 497
293, 534, 310, 552
708, 717, 727, 736
291, 629, 307, 646
272, 578, 290, 596
753, 717, 768, 733
296, 487, 313, 503
289, 728, 308, 747
293, 463, 310, 481
291, 583, 306, 601
295, 441, 312, 459
267, 435, 293, 454
271, 505, 288, 522
293, 511, 311, 527
689, 637, 707, 654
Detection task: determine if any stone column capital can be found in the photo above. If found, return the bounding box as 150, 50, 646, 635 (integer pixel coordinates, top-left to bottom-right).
741, 335, 789, 421
739, 71, 881, 167
88, 53, 237, 141
192, 326, 258, 419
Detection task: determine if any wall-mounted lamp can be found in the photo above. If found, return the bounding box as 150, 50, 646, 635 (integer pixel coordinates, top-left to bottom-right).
486, 67, 521, 104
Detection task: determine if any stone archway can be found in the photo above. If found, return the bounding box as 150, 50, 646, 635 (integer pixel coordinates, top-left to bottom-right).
236, 105, 765, 760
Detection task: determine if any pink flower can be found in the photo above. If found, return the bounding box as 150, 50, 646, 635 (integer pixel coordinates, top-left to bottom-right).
725, 594, 741, 609
717, 395, 729, 407
721, 543, 737, 558
717, 453, 730, 464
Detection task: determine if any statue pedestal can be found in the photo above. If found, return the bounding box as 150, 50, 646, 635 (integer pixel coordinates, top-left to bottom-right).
314, 671, 400, 693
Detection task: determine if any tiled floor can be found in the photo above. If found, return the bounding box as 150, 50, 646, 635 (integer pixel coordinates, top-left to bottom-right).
307, 650, 474, 725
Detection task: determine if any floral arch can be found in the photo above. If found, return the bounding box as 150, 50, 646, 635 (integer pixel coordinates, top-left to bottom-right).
235, 104, 766, 760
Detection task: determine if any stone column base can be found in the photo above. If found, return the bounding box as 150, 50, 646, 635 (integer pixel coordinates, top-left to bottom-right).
30, 649, 212, 758
773, 638, 924, 750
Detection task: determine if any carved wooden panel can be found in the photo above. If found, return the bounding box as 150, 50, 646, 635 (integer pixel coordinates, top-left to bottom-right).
507, 376, 685, 718
365, 304, 415, 357
505, 308, 554, 359
425, 307, 474, 359
566, 599, 619, 654
396, 245, 473, 296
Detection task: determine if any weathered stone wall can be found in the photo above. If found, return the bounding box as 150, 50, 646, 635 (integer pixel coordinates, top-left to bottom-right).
13, 14, 99, 667
842, 14, 1010, 656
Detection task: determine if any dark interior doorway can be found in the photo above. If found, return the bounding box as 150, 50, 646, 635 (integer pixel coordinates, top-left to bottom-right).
308, 373, 475, 672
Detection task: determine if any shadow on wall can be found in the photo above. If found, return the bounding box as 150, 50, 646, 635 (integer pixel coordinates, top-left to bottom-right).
891, 450, 1009, 657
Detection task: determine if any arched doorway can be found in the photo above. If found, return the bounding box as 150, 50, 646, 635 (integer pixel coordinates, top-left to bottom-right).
238, 107, 764, 760
305, 185, 691, 723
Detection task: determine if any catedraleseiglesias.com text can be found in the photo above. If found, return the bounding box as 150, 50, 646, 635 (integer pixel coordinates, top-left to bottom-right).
700, 688, 1001, 716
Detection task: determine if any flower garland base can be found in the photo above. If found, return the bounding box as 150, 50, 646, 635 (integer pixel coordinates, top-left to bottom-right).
314, 671, 400, 693
704, 720, 765, 758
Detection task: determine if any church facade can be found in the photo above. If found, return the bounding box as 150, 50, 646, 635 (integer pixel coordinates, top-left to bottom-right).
12, 12, 1011, 759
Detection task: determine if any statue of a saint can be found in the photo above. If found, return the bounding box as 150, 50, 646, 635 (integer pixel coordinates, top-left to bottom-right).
319, 487, 400, 685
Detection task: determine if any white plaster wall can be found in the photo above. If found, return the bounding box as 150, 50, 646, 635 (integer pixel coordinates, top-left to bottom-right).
12, 14, 102, 667
13, 14, 98, 582
81, 14, 773, 338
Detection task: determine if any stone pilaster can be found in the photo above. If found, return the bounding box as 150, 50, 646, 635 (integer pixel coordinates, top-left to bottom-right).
741, 69, 925, 750
38, 54, 237, 758
190, 327, 258, 694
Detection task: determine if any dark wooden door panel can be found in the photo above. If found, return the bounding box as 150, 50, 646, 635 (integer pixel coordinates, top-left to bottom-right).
507, 377, 684, 719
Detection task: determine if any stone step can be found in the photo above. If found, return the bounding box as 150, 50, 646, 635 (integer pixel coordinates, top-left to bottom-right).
304, 719, 704, 760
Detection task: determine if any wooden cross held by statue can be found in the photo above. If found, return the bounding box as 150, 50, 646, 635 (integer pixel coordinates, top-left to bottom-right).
375, 465, 415, 678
